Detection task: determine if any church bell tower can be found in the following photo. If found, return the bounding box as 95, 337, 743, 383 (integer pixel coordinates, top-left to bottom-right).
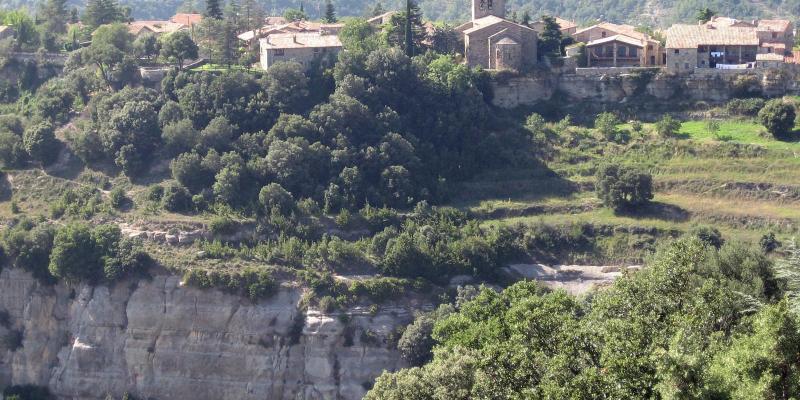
472, 0, 506, 20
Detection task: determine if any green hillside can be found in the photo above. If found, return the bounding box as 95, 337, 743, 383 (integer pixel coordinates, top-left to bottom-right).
3, 0, 799, 26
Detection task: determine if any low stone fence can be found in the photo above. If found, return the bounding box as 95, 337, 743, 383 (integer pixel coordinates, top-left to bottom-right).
8, 52, 69, 66
575, 66, 662, 76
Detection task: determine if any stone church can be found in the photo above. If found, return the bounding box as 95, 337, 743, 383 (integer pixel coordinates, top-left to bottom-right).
455, 0, 538, 71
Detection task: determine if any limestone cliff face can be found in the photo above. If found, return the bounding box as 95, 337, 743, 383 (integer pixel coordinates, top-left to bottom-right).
0, 268, 410, 400
491, 69, 800, 108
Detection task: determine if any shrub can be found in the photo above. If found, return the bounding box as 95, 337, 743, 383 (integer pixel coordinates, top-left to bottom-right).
594, 112, 620, 140
760, 232, 781, 253
161, 184, 192, 212
318, 295, 337, 313
209, 216, 239, 236
758, 99, 796, 139
109, 187, 127, 209
689, 225, 724, 249
595, 164, 654, 211
22, 122, 59, 165
259, 183, 295, 216
48, 223, 102, 283
146, 184, 164, 202
182, 267, 275, 301
397, 313, 436, 366
726, 98, 765, 117
654, 115, 681, 137
0, 309, 10, 328
1, 329, 23, 351
2, 385, 53, 400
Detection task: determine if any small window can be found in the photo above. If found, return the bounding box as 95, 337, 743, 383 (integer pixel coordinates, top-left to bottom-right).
274, 49, 285, 56
701, 60, 705, 65
772, 32, 778, 38
313, 47, 320, 53
674, 49, 679, 54
601, 31, 607, 38
647, 45, 653, 50
684, 62, 689, 69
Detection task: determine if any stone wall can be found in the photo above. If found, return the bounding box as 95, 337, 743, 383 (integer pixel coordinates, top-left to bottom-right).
491, 67, 800, 108
0, 268, 415, 400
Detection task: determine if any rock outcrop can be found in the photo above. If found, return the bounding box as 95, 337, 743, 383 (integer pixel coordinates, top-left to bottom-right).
0, 268, 410, 400
491, 68, 800, 108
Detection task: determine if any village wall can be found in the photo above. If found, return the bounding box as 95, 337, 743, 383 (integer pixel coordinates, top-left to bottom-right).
491, 67, 800, 108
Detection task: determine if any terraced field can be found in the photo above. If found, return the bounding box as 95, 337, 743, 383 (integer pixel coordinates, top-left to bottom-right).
455, 115, 800, 264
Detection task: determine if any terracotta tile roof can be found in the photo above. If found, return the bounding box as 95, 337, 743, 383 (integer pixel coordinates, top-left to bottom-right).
239, 20, 343, 41
170, 13, 202, 26
265, 16, 287, 25
757, 19, 792, 32
762, 41, 787, 49
586, 34, 645, 48
665, 24, 759, 48
260, 32, 342, 49
463, 15, 535, 35
127, 20, 186, 35
756, 52, 785, 60
575, 22, 648, 41
554, 17, 576, 31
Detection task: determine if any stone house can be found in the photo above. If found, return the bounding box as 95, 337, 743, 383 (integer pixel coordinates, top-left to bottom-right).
756, 52, 785, 68
259, 32, 342, 71
665, 17, 793, 71
530, 17, 577, 36
573, 22, 664, 66
126, 13, 202, 38
455, 0, 538, 71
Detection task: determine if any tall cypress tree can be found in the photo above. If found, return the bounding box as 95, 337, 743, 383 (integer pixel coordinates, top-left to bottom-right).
205, 0, 223, 19
323, 0, 337, 23
404, 0, 413, 57
83, 0, 122, 29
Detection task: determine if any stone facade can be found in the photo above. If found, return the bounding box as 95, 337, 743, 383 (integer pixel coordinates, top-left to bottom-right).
458, 0, 537, 71
667, 47, 699, 72
259, 33, 342, 71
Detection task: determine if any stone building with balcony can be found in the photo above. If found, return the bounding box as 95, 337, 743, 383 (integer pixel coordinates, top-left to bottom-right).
573, 22, 664, 67
665, 16, 794, 71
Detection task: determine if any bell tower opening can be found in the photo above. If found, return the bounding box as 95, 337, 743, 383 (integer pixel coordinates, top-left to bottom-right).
472, 0, 505, 20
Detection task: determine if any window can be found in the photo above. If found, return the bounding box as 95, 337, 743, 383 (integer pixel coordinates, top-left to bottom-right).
684, 62, 689, 69
630, 47, 638, 57
488, 0, 493, 10
647, 45, 653, 50
274, 49, 285, 56
772, 32, 778, 38
313, 47, 320, 53
601, 31, 607, 38
701, 60, 706, 65
674, 49, 680, 54
617, 46, 626, 57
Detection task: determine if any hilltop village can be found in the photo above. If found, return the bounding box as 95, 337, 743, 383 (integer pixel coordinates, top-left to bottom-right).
1, 0, 795, 79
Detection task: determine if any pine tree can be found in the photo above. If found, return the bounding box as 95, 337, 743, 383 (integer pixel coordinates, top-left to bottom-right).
537, 15, 563, 58
205, 0, 223, 19
520, 10, 531, 25
39, 0, 68, 34
83, 0, 122, 29
69, 7, 79, 24
404, 0, 413, 57
323, 0, 337, 23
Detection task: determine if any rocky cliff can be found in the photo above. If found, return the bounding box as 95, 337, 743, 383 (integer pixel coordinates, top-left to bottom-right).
491, 68, 800, 108
0, 267, 412, 400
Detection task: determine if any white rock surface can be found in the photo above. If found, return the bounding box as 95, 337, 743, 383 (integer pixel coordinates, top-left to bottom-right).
0, 268, 409, 399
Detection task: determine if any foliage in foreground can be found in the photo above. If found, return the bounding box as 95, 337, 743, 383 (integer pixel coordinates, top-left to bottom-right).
368, 238, 794, 399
